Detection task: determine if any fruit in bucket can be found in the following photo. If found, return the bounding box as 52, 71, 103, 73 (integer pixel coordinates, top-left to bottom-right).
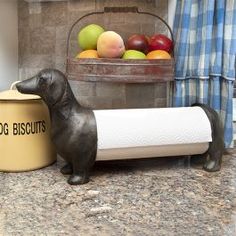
78, 24, 105, 50
122, 50, 146, 59
147, 50, 171, 59
126, 34, 149, 54
149, 34, 173, 53
97, 31, 125, 58
76, 50, 99, 59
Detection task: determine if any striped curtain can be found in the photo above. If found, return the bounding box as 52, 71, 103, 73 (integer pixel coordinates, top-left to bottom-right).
173, 0, 236, 147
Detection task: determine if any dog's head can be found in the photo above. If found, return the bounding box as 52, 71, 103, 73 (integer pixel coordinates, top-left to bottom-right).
16, 69, 68, 106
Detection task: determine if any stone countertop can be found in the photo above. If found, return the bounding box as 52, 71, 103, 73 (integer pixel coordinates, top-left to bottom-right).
1, 151, 236, 236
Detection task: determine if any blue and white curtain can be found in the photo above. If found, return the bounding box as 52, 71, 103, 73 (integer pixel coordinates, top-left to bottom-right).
173, 0, 236, 147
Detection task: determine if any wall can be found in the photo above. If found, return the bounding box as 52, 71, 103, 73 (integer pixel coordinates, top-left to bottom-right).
0, 0, 18, 91
168, 0, 176, 29
18, 0, 169, 109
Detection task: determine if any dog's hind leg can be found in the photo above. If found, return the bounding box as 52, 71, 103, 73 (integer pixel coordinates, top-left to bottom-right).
203, 114, 224, 172
193, 103, 224, 172
203, 150, 223, 172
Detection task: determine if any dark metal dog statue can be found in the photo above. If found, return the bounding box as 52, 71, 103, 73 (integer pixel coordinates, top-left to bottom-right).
16, 69, 224, 185
17, 69, 97, 185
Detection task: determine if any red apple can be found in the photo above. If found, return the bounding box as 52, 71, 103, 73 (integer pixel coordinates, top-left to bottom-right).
149, 34, 173, 53
126, 34, 149, 54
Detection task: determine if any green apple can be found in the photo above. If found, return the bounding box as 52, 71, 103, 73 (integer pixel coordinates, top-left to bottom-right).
78, 24, 105, 50
122, 50, 146, 59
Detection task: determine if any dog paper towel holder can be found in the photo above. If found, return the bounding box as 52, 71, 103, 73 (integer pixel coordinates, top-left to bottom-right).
16, 69, 224, 185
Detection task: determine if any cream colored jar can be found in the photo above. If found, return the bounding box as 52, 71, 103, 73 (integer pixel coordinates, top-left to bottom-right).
0, 82, 56, 172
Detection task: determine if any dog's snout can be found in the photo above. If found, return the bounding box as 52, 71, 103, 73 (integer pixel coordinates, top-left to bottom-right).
16, 77, 38, 94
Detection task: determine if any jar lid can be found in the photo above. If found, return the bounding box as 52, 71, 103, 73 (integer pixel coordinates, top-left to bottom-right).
0, 81, 41, 101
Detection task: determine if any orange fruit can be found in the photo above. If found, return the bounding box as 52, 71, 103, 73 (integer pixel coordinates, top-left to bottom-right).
146, 50, 171, 59
76, 49, 99, 59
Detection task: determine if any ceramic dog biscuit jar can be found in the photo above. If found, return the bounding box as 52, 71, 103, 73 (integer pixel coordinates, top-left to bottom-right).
0, 82, 56, 171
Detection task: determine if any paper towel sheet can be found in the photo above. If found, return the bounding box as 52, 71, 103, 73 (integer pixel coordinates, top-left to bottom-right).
93, 107, 212, 151
96, 143, 209, 161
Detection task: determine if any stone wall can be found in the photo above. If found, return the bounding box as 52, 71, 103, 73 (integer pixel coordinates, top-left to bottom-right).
18, 0, 169, 109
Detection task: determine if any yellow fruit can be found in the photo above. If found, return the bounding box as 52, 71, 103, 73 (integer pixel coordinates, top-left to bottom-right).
76, 50, 99, 59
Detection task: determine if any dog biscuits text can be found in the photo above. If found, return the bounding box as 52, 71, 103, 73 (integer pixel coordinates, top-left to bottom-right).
0, 120, 46, 136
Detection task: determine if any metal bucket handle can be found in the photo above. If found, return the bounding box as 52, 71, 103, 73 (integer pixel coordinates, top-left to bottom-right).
10, 81, 21, 90
66, 6, 174, 73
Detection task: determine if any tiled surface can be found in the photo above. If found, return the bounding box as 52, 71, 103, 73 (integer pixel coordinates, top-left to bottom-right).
18, 0, 169, 109
0, 150, 236, 235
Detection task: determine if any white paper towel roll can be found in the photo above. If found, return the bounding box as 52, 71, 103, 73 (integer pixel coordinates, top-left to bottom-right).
94, 107, 212, 161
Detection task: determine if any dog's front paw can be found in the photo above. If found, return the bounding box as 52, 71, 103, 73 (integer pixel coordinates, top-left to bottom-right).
203, 160, 221, 172
67, 174, 89, 185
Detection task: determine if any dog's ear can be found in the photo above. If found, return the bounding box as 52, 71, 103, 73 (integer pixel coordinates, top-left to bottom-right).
48, 69, 77, 119
38, 75, 51, 91
46, 75, 65, 108
53, 81, 73, 120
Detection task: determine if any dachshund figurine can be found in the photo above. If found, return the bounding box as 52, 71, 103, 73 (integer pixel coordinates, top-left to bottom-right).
16, 69, 224, 185
17, 69, 97, 185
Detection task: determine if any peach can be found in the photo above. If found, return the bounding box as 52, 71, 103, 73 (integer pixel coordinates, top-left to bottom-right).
97, 31, 125, 58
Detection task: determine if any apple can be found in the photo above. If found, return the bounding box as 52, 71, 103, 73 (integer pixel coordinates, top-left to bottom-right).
78, 24, 105, 50
149, 34, 173, 53
122, 50, 146, 59
126, 34, 149, 54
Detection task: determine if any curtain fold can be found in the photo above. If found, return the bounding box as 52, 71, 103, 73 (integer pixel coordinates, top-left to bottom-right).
173, 0, 236, 147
